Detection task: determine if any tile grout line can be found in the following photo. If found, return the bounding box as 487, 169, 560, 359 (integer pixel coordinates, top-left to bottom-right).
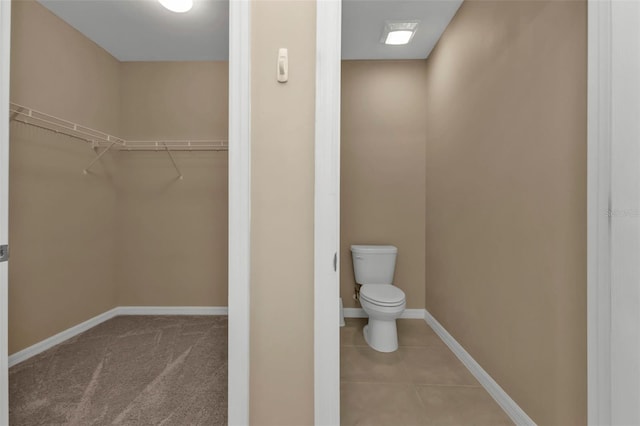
412, 383, 426, 409
340, 379, 483, 389
341, 379, 483, 389
341, 316, 518, 425
341, 320, 485, 390
341, 344, 445, 348
412, 383, 483, 389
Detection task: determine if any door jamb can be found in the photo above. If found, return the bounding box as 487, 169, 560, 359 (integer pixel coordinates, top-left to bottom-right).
588, 0, 640, 423
314, 0, 342, 425
0, 0, 11, 423
228, 0, 251, 424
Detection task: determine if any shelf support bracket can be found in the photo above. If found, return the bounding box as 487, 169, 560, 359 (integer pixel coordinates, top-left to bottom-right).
164, 142, 183, 179
83, 142, 115, 175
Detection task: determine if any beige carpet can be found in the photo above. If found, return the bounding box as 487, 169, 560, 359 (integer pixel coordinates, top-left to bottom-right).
9, 315, 228, 425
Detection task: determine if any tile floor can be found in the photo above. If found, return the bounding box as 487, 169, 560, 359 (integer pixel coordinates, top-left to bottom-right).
341, 318, 514, 426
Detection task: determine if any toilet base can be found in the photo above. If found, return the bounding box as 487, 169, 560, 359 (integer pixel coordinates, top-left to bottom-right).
363, 319, 399, 353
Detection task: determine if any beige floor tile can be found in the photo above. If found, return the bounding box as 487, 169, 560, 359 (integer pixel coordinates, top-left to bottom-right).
397, 347, 480, 386
343, 318, 444, 348
341, 318, 368, 347
341, 345, 409, 383
416, 386, 514, 426
340, 317, 507, 425
397, 320, 443, 347
341, 382, 425, 426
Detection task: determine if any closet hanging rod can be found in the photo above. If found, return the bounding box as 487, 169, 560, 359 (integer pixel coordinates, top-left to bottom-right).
9, 103, 125, 147
9, 103, 229, 152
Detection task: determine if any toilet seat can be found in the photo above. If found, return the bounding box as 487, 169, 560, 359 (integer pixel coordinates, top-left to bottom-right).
360, 285, 405, 307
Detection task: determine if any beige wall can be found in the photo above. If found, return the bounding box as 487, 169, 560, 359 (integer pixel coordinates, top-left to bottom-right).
9, 0, 120, 353
250, 0, 316, 423
423, 1, 587, 424
9, 2, 229, 353
116, 62, 228, 307
341, 61, 427, 309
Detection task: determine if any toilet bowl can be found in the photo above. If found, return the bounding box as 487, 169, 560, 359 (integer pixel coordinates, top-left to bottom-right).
359, 284, 406, 352
351, 245, 406, 353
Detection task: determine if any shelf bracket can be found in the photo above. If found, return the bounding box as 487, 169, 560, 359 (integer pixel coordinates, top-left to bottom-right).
164, 142, 183, 179
83, 142, 115, 175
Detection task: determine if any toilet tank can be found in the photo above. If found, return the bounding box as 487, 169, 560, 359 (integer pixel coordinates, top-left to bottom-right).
351, 245, 397, 285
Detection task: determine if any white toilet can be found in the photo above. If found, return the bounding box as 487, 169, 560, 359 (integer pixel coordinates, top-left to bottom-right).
351, 245, 406, 353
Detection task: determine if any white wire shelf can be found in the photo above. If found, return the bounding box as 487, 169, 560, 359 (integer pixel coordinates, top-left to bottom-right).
10, 103, 126, 147
9, 102, 228, 178
9, 103, 228, 152
122, 140, 228, 151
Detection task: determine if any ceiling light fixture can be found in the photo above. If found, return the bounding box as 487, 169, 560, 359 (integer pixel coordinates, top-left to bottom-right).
381, 21, 420, 45
159, 0, 193, 13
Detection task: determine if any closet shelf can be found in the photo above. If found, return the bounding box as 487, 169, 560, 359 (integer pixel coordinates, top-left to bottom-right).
9, 103, 228, 152
122, 140, 228, 151
10, 102, 125, 147
9, 103, 228, 178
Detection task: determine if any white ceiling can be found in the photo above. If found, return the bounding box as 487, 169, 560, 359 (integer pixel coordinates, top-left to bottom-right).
37, 0, 462, 61
342, 0, 462, 60
38, 0, 229, 61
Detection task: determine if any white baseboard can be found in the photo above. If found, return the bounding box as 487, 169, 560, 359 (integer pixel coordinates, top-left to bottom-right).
344, 306, 535, 425
424, 309, 536, 426
343, 307, 425, 319
9, 303, 535, 426
343, 308, 368, 318
115, 306, 228, 316
8, 307, 119, 367
9, 306, 228, 368
401, 309, 428, 319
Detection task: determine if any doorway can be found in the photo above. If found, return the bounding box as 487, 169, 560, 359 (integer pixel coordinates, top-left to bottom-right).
1, 0, 232, 423
315, 0, 640, 425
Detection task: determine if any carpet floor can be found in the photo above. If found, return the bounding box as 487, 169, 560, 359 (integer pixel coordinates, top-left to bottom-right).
9, 315, 228, 426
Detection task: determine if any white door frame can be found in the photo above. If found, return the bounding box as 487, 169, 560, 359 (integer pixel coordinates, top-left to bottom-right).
228, 0, 251, 424
588, 0, 640, 424
0, 0, 11, 423
587, 0, 611, 422
314, 0, 341, 424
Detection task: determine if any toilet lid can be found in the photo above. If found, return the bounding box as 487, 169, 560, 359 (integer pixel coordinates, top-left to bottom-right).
360, 285, 405, 306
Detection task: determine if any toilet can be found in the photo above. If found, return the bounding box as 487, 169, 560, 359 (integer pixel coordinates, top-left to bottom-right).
351, 245, 406, 352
